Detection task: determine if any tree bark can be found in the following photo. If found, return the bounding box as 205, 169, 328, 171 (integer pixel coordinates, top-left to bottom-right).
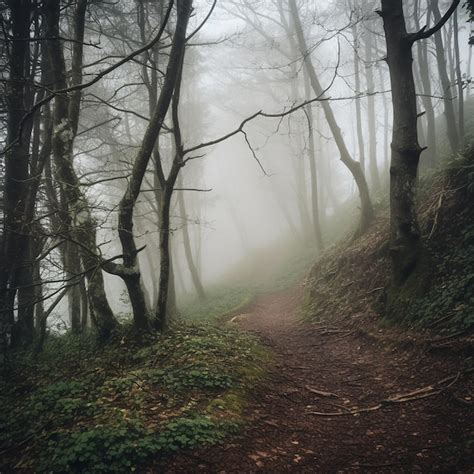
380, 0, 459, 297
381, 0, 425, 287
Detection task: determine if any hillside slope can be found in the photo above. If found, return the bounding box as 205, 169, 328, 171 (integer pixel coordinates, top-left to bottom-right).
304, 147, 474, 346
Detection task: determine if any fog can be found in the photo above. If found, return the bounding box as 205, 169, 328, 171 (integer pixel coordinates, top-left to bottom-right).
76, 0, 471, 314
1, 0, 471, 326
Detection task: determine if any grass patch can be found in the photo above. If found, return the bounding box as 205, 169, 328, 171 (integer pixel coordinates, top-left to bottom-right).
0, 323, 268, 472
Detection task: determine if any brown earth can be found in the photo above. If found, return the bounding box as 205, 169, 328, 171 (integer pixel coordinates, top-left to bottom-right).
164, 285, 473, 473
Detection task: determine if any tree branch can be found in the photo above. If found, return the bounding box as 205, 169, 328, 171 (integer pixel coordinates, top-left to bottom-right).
409, 0, 460, 43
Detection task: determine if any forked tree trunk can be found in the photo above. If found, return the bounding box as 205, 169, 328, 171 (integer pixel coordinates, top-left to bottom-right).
155, 172, 180, 330
114, 0, 191, 332
381, 1, 425, 287
380, 0, 459, 297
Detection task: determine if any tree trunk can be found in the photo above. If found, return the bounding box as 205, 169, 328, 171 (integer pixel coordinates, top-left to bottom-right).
0, 0, 34, 349
377, 61, 391, 178
177, 180, 206, 300
289, 73, 312, 241
153, 2, 193, 329
289, 0, 374, 237
453, 9, 464, 143
431, 0, 459, 153
364, 28, 381, 192
116, 0, 191, 332
414, 0, 437, 167
381, 0, 424, 288
45, 0, 117, 340
65, 242, 82, 333
303, 73, 323, 250
80, 276, 88, 330
352, 22, 366, 174
155, 178, 179, 330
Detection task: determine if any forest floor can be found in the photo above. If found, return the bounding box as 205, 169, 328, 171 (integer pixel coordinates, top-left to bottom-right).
165, 285, 473, 473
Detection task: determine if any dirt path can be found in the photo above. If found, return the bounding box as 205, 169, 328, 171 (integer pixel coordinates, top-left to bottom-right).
166, 285, 473, 473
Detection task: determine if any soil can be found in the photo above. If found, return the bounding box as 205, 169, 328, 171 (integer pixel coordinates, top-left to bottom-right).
164, 285, 473, 473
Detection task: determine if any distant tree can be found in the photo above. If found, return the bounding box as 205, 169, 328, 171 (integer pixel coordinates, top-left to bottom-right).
289, 0, 374, 237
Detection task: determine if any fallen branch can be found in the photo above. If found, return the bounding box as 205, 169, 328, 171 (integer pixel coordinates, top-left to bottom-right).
428, 192, 445, 239
367, 287, 384, 295
427, 330, 470, 344
307, 370, 470, 417
304, 385, 339, 398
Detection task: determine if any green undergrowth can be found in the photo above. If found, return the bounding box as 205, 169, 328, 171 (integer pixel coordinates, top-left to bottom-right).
0, 323, 268, 472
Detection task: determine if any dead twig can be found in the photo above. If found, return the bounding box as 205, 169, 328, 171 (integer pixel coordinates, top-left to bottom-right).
304, 385, 339, 398
307, 370, 471, 417
428, 330, 470, 344
367, 287, 384, 295
428, 192, 445, 239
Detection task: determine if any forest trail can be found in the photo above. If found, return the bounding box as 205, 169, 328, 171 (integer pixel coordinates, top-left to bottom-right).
166, 285, 472, 473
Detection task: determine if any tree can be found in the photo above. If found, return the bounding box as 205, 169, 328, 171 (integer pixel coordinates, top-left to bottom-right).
0, 0, 35, 346
44, 0, 118, 339
289, 0, 374, 236
379, 0, 460, 309
431, 0, 460, 154
108, 0, 193, 331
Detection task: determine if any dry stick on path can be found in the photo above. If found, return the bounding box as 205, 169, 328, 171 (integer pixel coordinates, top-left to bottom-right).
307, 370, 470, 417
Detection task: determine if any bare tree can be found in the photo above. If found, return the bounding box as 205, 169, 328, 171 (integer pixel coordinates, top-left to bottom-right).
289, 0, 374, 236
